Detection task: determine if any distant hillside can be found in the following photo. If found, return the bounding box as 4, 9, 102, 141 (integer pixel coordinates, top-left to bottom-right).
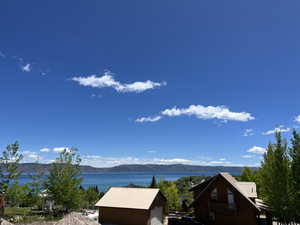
18, 163, 256, 174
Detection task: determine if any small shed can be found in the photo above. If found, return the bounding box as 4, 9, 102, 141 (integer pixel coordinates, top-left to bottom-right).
95, 187, 167, 225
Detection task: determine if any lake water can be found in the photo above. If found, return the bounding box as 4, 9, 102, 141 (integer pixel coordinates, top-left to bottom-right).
19, 171, 241, 191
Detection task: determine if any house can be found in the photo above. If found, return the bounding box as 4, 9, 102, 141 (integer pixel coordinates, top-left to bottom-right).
189, 173, 271, 225
95, 187, 167, 225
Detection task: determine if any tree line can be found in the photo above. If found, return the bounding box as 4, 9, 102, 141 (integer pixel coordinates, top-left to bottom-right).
240, 131, 300, 224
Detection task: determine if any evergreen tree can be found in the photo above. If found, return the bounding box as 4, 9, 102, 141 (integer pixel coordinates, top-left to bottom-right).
240, 167, 254, 181
85, 186, 100, 209
44, 148, 83, 212
95, 185, 99, 194
149, 176, 158, 188
260, 132, 290, 224
289, 130, 300, 222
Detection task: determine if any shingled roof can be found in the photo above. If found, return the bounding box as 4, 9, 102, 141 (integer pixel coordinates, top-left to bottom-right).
95, 187, 164, 210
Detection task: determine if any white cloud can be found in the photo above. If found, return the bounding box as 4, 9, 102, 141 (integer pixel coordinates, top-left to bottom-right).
262, 125, 290, 135
243, 129, 254, 136
21, 63, 31, 72
40, 148, 50, 153
242, 154, 256, 159
53, 147, 71, 153
295, 115, 300, 123
22, 151, 41, 162
158, 158, 191, 163
81, 155, 192, 167
72, 71, 166, 93
135, 116, 162, 123
219, 158, 226, 161
161, 105, 254, 122
209, 160, 231, 165
247, 146, 266, 154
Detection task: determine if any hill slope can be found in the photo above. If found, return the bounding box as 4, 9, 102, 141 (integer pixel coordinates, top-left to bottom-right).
17, 163, 255, 174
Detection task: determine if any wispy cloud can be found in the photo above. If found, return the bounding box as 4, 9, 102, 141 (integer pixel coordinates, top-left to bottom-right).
136, 105, 254, 123
135, 116, 162, 123
81, 155, 192, 167
53, 147, 71, 153
21, 63, 31, 72
17, 150, 258, 167
247, 146, 266, 154
295, 115, 300, 123
22, 151, 42, 162
262, 125, 290, 135
242, 154, 256, 159
243, 129, 254, 136
72, 71, 166, 93
39, 148, 51, 153
208, 160, 231, 165
161, 105, 254, 122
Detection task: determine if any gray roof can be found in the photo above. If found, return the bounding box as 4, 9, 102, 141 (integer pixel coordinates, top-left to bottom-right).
236, 181, 257, 198
220, 173, 257, 198
95, 187, 162, 210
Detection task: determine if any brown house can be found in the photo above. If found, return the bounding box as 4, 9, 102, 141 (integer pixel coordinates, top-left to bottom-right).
190, 173, 271, 225
95, 187, 167, 225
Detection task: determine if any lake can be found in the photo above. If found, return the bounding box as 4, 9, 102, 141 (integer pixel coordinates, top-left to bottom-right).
19, 171, 241, 191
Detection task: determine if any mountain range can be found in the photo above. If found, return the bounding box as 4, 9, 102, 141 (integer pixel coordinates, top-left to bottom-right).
17, 163, 256, 174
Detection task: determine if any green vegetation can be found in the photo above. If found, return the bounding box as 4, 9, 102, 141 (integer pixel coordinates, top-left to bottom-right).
44, 148, 83, 212
4, 207, 31, 216
149, 176, 158, 188
239, 131, 300, 224
81, 185, 104, 209
175, 175, 206, 206
159, 180, 180, 211
0, 142, 23, 194
3, 131, 300, 224
0, 143, 105, 223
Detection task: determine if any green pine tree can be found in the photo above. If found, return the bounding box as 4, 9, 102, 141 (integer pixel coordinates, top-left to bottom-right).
149, 176, 158, 188
260, 132, 290, 224
289, 130, 300, 222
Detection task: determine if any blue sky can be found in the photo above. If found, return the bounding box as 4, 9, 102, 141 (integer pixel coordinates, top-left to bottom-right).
1, 0, 300, 167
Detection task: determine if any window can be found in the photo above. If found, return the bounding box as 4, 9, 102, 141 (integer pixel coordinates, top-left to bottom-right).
211, 188, 218, 200
227, 189, 236, 209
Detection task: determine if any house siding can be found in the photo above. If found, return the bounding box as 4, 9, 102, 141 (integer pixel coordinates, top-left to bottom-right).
193, 176, 258, 225
98, 207, 149, 225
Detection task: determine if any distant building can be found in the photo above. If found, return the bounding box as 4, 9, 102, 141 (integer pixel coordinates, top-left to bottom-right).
189, 173, 271, 225
95, 187, 167, 225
